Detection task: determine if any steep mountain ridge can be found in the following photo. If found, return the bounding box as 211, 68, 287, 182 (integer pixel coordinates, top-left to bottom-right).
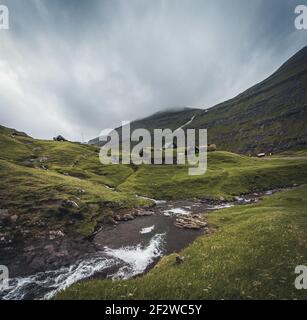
90, 46, 307, 154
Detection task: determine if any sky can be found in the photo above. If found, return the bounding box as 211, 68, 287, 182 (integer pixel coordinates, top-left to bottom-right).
0, 0, 306, 141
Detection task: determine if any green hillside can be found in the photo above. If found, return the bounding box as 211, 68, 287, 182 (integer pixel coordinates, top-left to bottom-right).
1, 123, 307, 299
0, 125, 149, 238
2, 123, 307, 240
90, 46, 307, 154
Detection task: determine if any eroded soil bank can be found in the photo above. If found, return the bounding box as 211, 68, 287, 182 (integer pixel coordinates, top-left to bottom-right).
0, 188, 287, 300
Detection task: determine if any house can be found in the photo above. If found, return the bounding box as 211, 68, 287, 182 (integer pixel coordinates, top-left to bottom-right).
257, 153, 266, 158
53, 135, 67, 142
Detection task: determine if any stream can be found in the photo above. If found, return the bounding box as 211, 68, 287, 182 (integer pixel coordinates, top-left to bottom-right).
0, 189, 282, 300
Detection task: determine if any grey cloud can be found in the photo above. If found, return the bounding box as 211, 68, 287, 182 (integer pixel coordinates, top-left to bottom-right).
0, 0, 306, 141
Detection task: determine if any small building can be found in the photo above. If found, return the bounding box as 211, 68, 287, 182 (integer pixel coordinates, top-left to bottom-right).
53, 135, 67, 142
257, 153, 266, 158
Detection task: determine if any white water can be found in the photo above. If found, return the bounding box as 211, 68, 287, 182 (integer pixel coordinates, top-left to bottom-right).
208, 203, 234, 210
163, 207, 191, 216
0, 255, 118, 300
0, 233, 165, 300
140, 225, 155, 234
105, 233, 165, 279
265, 190, 273, 195
136, 195, 166, 205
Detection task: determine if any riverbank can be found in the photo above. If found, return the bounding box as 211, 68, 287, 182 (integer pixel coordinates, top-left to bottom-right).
0, 188, 291, 300
56, 185, 307, 300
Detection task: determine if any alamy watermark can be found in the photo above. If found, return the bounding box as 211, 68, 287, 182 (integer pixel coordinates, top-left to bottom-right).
0, 4, 9, 30
0, 265, 9, 290
99, 121, 207, 176
0, 208, 9, 290
295, 265, 307, 289
295, 5, 307, 29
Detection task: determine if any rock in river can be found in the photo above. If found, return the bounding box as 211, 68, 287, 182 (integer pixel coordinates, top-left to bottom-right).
174, 215, 208, 230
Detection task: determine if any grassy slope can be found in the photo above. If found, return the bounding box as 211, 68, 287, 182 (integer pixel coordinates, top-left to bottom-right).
2, 125, 307, 299
192, 46, 307, 153
117, 152, 307, 200
0, 126, 148, 236
1, 125, 307, 237
56, 185, 307, 300
0, 160, 146, 236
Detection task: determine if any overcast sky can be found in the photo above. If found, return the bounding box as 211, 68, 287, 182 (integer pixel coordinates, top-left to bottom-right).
0, 0, 306, 141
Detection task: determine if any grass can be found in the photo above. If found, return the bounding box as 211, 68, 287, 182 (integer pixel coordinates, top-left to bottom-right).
0, 126, 149, 236
56, 185, 307, 300
0, 159, 148, 236
1, 124, 307, 299
1, 125, 307, 237
117, 152, 307, 200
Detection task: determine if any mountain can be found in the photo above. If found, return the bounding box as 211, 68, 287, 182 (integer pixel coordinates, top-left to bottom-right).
90, 46, 307, 154
88, 107, 203, 146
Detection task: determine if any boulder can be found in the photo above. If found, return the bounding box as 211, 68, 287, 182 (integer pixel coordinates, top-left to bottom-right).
24, 245, 35, 252
175, 255, 185, 265
174, 215, 207, 230
114, 215, 122, 221
114, 213, 136, 221
122, 214, 135, 221
107, 217, 118, 225
10, 214, 18, 223
207, 144, 217, 152
49, 230, 65, 240
136, 210, 154, 217
62, 199, 79, 209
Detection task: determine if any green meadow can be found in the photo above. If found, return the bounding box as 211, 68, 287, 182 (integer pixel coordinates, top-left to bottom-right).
1, 125, 307, 299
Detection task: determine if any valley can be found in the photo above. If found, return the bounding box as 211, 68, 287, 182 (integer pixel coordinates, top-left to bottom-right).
1, 46, 307, 301
1, 123, 307, 299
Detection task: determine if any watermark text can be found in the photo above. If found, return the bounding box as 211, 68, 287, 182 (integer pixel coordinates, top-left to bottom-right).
295, 5, 307, 29
0, 5, 9, 30
0, 265, 9, 290
99, 121, 208, 176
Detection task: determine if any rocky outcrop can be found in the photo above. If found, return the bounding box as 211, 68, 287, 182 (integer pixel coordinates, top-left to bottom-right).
174, 214, 208, 230
175, 255, 185, 265
113, 210, 154, 222
62, 199, 79, 209
49, 230, 65, 240
136, 210, 154, 217
114, 213, 135, 222
207, 144, 217, 152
